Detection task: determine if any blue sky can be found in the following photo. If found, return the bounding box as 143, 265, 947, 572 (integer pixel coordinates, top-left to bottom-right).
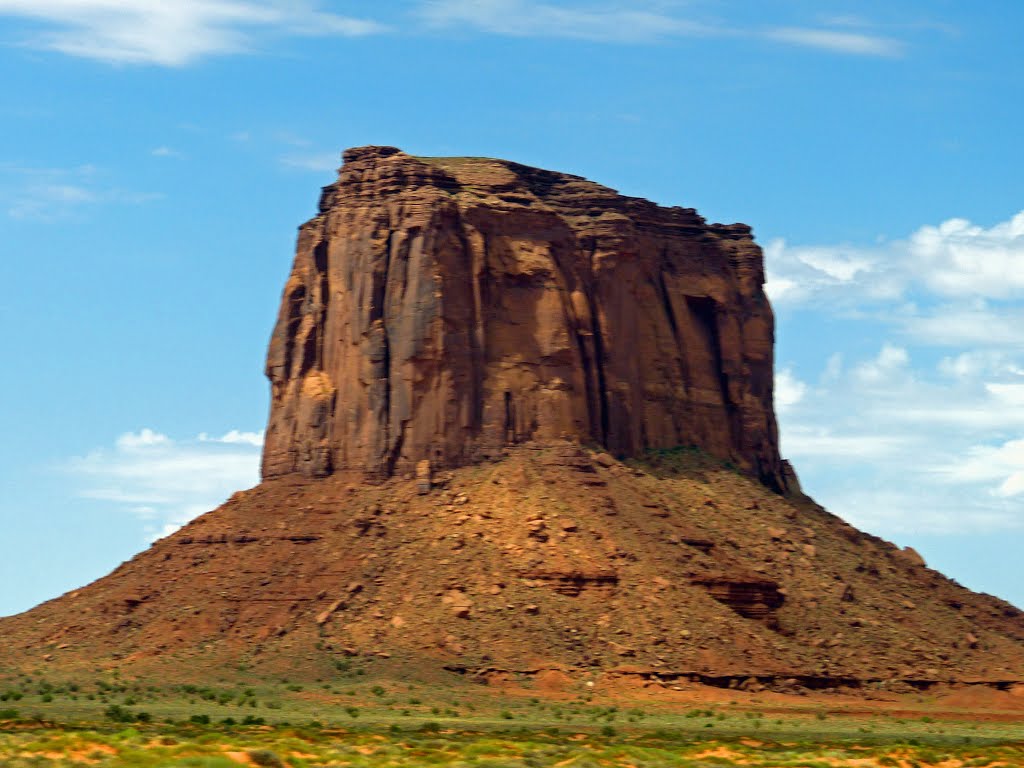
1, 1, 1022, 617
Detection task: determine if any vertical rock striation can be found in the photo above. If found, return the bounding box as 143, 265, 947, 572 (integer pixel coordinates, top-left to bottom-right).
262, 146, 788, 490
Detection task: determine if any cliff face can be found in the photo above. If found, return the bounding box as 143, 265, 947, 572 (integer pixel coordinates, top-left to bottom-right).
263, 146, 786, 490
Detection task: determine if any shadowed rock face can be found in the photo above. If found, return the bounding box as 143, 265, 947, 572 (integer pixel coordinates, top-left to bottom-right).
262, 146, 787, 490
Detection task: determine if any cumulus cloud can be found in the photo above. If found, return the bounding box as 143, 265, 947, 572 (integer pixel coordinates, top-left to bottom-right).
763, 238, 900, 305
774, 367, 806, 409
777, 330, 1024, 533
767, 210, 1024, 309
932, 439, 1024, 498
911, 213, 1024, 299
0, 0, 385, 66
69, 428, 262, 541
198, 429, 265, 447
853, 343, 910, 385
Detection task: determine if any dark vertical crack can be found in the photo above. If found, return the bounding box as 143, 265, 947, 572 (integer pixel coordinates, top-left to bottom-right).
313, 238, 330, 369
584, 239, 609, 446
589, 291, 610, 446
282, 285, 306, 381
504, 391, 515, 443
686, 296, 738, 448
568, 237, 611, 448
372, 227, 395, 474
455, 215, 486, 434
655, 262, 691, 391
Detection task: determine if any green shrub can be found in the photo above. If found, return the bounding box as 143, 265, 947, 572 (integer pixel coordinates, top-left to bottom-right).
104, 704, 135, 723
247, 750, 284, 767
419, 721, 441, 733
189, 714, 211, 725
0, 708, 19, 720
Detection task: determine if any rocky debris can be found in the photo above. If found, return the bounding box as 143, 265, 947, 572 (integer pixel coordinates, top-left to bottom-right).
692, 572, 786, 620
2, 443, 1022, 685
520, 569, 619, 596
262, 146, 788, 491
899, 546, 927, 568
416, 460, 433, 495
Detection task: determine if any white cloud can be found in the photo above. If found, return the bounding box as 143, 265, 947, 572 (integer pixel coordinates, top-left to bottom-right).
279, 152, 342, 173
419, 0, 710, 42
911, 212, 1024, 299
1, 162, 158, 219
853, 343, 910, 385
115, 427, 170, 450
420, 1, 903, 56
931, 439, 1024, 498
824, 488, 1021, 536
782, 425, 911, 460
769, 208, 1024, 539
767, 210, 1024, 308
151, 146, 181, 158
777, 334, 1024, 533
198, 429, 265, 447
763, 238, 901, 305
938, 350, 1011, 379
0, 0, 385, 66
822, 353, 843, 383
69, 428, 262, 540
988, 382, 1024, 407
897, 302, 1024, 347
765, 27, 904, 57
774, 367, 806, 409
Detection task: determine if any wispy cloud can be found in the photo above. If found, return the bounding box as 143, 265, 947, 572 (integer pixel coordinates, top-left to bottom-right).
764, 27, 904, 57
150, 146, 182, 158
68, 428, 263, 541
420, 0, 904, 56
279, 151, 342, 173
0, 0, 910, 63
0, 162, 159, 219
419, 0, 711, 43
0, 0, 385, 66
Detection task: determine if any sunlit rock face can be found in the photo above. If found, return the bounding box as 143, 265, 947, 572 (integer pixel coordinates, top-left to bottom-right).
262, 146, 787, 491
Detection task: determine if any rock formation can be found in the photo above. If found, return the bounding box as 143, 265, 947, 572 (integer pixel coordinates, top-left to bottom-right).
262, 146, 786, 490
2, 147, 1023, 691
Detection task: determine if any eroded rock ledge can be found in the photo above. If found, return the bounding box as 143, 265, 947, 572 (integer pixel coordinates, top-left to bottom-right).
263, 146, 787, 490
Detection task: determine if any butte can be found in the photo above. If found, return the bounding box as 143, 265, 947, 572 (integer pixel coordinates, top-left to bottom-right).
3, 146, 1021, 693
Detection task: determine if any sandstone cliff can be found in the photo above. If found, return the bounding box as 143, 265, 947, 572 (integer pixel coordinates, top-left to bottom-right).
263, 146, 786, 490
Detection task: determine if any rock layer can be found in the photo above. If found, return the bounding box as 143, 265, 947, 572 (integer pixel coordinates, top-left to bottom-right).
263, 146, 787, 490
